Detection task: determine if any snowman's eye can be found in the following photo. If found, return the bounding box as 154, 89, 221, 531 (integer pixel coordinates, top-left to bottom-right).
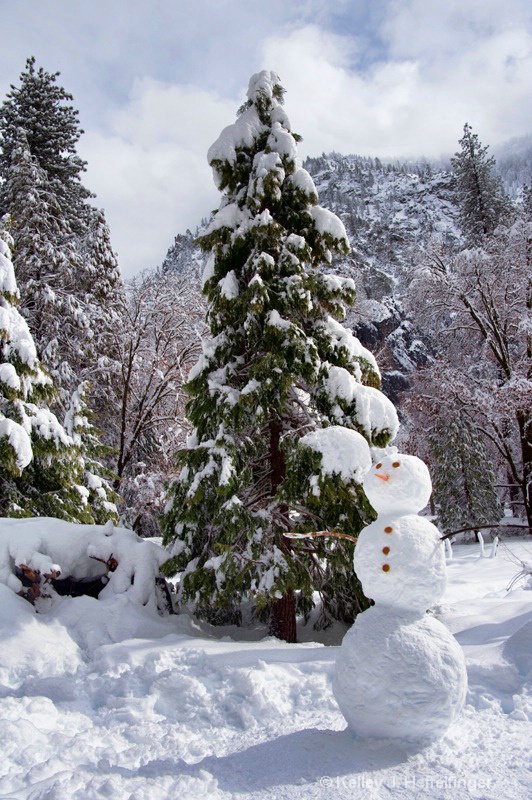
392, 461, 400, 468
376, 463, 382, 469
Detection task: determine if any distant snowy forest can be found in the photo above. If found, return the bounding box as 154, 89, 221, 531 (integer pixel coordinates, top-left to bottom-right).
0, 61, 530, 637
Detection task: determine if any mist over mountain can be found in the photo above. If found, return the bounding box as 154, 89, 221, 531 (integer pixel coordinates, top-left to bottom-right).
493, 134, 532, 199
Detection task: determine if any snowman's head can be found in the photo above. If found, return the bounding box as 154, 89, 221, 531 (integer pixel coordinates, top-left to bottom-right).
363, 453, 432, 516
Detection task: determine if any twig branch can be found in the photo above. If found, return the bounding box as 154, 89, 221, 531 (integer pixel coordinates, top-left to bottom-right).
440, 523, 531, 541
284, 530, 359, 544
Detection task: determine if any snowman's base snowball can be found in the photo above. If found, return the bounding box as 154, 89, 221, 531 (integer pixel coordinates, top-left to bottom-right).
333, 605, 467, 744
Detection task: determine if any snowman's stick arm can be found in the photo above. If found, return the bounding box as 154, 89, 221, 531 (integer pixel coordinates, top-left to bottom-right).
284, 531, 359, 544
439, 523, 532, 541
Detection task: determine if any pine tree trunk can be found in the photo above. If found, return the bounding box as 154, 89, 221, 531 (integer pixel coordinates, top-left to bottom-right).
268, 417, 297, 642
269, 588, 297, 642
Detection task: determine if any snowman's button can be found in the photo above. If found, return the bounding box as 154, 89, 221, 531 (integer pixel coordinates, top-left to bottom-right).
382, 564, 391, 572
382, 546, 390, 555
384, 526, 393, 533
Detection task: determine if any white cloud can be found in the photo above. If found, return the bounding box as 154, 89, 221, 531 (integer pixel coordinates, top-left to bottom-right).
82, 5, 532, 276
261, 9, 532, 159
4, 0, 528, 278
382, 0, 530, 61
79, 80, 235, 277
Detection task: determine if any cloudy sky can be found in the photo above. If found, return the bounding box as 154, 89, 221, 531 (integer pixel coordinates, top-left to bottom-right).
1, 0, 530, 277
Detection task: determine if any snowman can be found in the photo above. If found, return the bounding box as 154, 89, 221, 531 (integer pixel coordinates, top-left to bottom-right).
333, 453, 468, 744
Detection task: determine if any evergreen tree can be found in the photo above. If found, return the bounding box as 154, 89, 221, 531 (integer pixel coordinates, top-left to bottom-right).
451, 123, 512, 243
522, 184, 532, 219
0, 58, 126, 487
79, 209, 122, 304
162, 72, 399, 640
0, 56, 91, 228
429, 411, 502, 536
0, 59, 124, 395
75, 207, 124, 422
0, 228, 99, 520
63, 382, 119, 524
3, 135, 89, 400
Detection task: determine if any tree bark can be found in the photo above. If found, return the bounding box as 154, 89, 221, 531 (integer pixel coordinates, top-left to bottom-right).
269, 588, 297, 642
516, 409, 532, 530
267, 417, 297, 642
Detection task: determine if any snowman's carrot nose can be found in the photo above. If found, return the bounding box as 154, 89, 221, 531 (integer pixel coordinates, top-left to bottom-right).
375, 473, 389, 481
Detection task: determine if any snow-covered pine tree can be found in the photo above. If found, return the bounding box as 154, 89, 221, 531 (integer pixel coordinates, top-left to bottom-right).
522, 184, 532, 220
75, 207, 125, 425
451, 123, 512, 243
63, 382, 119, 524
79, 209, 122, 305
429, 411, 502, 537
0, 56, 91, 229
162, 71, 399, 641
0, 228, 97, 520
3, 135, 89, 400
0, 60, 125, 406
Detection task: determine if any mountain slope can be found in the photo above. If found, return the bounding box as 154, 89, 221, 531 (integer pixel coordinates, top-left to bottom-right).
160, 143, 530, 403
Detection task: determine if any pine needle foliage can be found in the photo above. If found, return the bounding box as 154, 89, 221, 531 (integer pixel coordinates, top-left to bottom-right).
0, 229, 103, 520
429, 411, 502, 536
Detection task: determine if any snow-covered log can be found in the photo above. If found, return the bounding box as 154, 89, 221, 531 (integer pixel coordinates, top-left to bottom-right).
0, 517, 172, 613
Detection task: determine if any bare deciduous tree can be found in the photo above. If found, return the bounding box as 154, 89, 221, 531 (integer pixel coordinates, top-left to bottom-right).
407, 218, 531, 528
110, 269, 205, 535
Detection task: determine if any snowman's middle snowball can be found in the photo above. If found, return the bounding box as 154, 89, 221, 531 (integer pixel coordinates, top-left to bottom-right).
354, 514, 447, 612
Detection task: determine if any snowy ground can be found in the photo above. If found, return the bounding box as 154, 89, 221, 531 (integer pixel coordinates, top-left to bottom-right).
0, 524, 530, 800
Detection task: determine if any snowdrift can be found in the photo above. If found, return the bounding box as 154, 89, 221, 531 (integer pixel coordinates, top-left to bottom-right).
0, 519, 530, 799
